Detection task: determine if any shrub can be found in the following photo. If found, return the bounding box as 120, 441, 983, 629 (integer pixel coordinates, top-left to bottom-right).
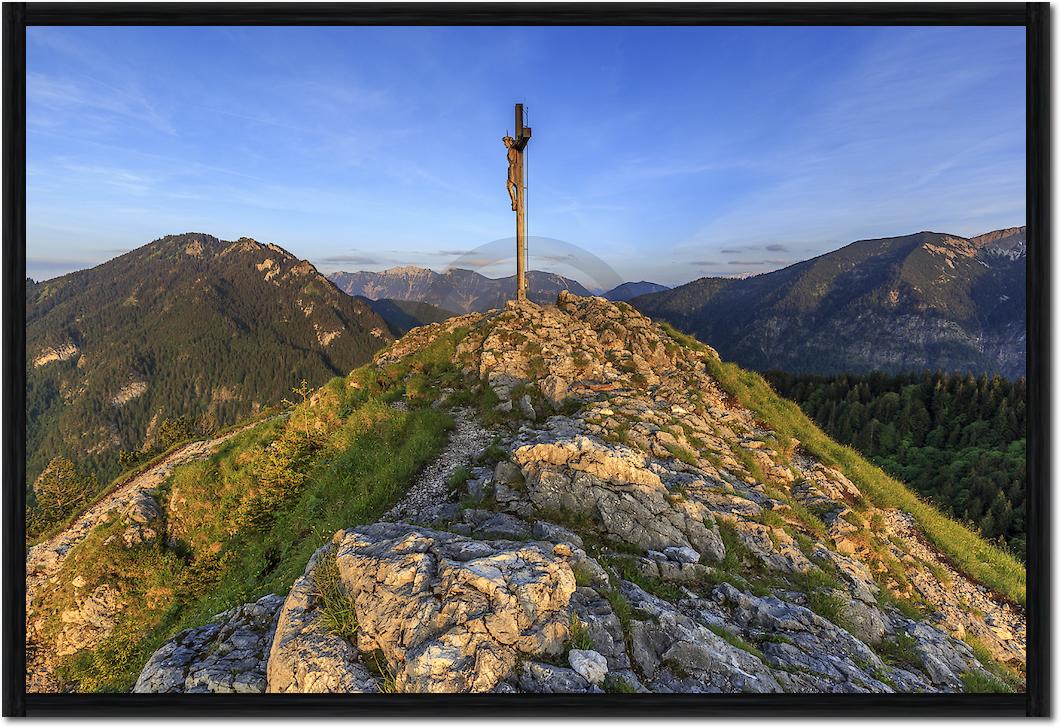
476, 438, 508, 465
604, 674, 636, 693
805, 590, 854, 633
235, 426, 322, 530
663, 443, 699, 466
446, 466, 472, 491
874, 631, 920, 669
961, 670, 1014, 693
28, 457, 95, 536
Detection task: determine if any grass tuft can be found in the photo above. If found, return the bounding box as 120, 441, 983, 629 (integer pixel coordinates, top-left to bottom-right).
568, 614, 595, 651
314, 547, 358, 639
706, 623, 764, 660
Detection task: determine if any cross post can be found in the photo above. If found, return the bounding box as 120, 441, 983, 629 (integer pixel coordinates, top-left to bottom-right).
511, 104, 531, 300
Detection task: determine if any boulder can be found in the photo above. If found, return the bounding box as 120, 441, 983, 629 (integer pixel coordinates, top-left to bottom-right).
325, 523, 577, 692
268, 549, 379, 693
568, 649, 608, 685
515, 661, 599, 693
515, 434, 725, 562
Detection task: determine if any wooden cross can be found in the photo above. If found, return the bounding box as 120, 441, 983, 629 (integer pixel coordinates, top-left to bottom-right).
509, 103, 531, 301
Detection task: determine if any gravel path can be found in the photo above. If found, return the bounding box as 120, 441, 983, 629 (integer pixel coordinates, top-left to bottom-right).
383, 407, 494, 522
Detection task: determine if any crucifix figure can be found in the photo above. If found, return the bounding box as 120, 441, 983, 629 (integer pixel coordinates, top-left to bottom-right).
506, 103, 532, 300
504, 136, 519, 211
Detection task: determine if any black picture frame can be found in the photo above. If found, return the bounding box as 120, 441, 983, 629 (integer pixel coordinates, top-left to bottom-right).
1, 2, 1049, 717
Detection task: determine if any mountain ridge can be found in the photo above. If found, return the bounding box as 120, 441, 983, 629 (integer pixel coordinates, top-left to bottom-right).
26, 232, 393, 493
630, 227, 1026, 377
328, 265, 593, 313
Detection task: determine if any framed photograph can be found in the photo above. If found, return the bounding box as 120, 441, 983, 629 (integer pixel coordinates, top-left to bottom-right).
2, 1, 1049, 717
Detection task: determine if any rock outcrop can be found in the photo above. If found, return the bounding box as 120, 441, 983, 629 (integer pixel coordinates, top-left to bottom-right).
328, 523, 575, 693
134, 594, 284, 693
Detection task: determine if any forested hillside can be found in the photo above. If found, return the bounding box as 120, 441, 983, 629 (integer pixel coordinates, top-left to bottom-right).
765, 371, 1026, 556
26, 233, 392, 508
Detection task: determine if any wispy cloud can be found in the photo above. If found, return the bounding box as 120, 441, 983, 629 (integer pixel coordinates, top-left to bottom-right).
28, 71, 175, 135
320, 253, 381, 265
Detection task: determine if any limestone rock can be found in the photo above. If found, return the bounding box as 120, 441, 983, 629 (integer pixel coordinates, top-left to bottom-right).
268, 549, 378, 693
664, 546, 700, 564
515, 661, 599, 693
494, 460, 524, 486
515, 433, 725, 562
531, 520, 585, 549
120, 491, 164, 547
135, 594, 284, 693
329, 523, 576, 692
568, 649, 608, 685
55, 584, 124, 657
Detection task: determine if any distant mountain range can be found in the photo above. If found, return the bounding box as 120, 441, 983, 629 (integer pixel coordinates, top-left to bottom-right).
328, 266, 593, 313
601, 281, 671, 301
26, 233, 392, 487
328, 266, 671, 312
630, 227, 1026, 378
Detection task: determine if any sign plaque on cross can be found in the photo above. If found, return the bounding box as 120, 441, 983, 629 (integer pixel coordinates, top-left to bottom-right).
505, 103, 532, 301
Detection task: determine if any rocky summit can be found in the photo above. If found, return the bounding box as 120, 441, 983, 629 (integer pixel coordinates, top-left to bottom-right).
35, 292, 1024, 694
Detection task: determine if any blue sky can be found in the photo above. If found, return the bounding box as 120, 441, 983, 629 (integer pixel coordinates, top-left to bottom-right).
27, 25, 1025, 286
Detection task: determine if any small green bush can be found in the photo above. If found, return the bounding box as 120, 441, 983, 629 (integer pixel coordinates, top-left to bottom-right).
663, 443, 699, 466
961, 670, 1014, 693
603, 674, 637, 693
446, 466, 472, 491
874, 631, 920, 669
805, 590, 854, 632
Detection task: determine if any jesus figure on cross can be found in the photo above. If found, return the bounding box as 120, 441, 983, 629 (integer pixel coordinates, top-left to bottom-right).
504, 135, 519, 211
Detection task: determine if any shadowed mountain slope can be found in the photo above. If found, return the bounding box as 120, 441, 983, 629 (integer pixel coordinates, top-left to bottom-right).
630, 228, 1026, 377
